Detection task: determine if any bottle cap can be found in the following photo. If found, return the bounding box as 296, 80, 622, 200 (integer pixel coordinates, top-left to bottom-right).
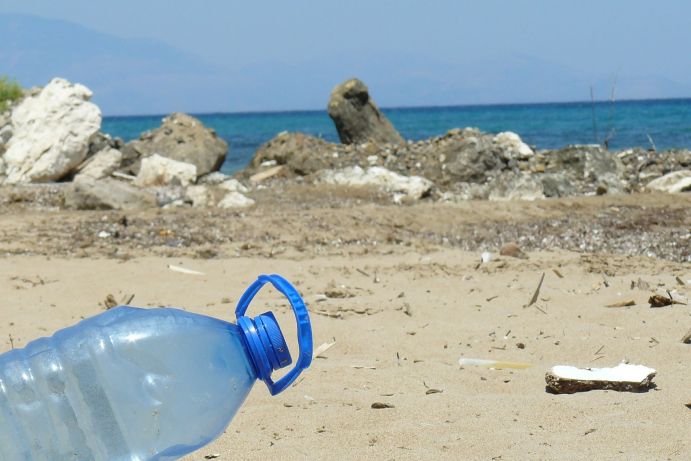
236, 274, 313, 395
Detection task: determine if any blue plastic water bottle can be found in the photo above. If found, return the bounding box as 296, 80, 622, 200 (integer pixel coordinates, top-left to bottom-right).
0, 274, 313, 460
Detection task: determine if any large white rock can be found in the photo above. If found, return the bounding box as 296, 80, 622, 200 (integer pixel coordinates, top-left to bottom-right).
493, 131, 534, 160
217, 191, 255, 208
76, 147, 122, 180
321, 166, 432, 203
134, 153, 197, 187
3, 78, 101, 183
646, 170, 691, 193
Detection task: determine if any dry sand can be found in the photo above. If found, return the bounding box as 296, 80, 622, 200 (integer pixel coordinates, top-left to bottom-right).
0, 191, 689, 459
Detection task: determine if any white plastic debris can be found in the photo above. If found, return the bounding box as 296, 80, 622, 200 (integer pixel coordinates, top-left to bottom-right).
545, 362, 656, 394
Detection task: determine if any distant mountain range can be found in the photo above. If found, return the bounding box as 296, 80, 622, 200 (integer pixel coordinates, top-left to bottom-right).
2, 13, 689, 115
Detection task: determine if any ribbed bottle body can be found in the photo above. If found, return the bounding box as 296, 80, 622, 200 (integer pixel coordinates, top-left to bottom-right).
0, 306, 256, 461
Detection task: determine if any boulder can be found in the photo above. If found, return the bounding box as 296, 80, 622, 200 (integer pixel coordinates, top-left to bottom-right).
217, 191, 255, 208
248, 132, 336, 177
541, 173, 576, 197
76, 147, 123, 180
134, 154, 197, 187
320, 166, 432, 203
3, 78, 101, 183
488, 172, 545, 201
327, 79, 404, 145
493, 132, 534, 161
126, 113, 227, 176
646, 170, 691, 193
65, 176, 157, 210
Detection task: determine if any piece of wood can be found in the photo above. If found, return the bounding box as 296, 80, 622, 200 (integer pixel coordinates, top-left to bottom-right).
545, 363, 656, 394
371, 402, 394, 409
525, 272, 545, 307
167, 264, 205, 276
313, 341, 336, 359
250, 165, 284, 183
605, 299, 636, 308
682, 328, 691, 344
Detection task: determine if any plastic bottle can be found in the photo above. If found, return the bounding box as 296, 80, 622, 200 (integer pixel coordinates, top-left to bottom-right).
0, 274, 312, 461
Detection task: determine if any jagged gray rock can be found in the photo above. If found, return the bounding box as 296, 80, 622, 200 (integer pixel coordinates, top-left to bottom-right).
125, 113, 227, 177
327, 79, 403, 145
65, 176, 156, 210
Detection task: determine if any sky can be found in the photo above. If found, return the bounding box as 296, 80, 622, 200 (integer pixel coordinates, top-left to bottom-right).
1, 0, 689, 115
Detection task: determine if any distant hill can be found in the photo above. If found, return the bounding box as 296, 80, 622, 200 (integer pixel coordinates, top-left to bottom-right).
2, 13, 689, 115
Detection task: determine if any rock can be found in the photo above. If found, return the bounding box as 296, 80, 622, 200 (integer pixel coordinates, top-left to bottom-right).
198, 171, 230, 185
3, 78, 101, 183
0, 123, 12, 146
646, 170, 691, 193
493, 132, 534, 160
65, 176, 157, 210
152, 186, 187, 207
219, 178, 249, 193
439, 129, 503, 184
500, 242, 528, 259
327, 79, 404, 145
126, 113, 227, 176
185, 184, 214, 207
0, 156, 5, 176
134, 154, 197, 187
87, 132, 116, 157
541, 173, 576, 197
217, 191, 255, 208
320, 166, 432, 203
248, 132, 335, 177
76, 147, 122, 180
585, 147, 624, 183
488, 172, 545, 201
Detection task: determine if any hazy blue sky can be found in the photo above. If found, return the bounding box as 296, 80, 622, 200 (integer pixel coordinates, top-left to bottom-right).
1, 0, 689, 115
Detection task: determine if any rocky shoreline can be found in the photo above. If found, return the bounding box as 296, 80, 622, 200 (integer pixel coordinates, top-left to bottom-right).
1, 77, 690, 212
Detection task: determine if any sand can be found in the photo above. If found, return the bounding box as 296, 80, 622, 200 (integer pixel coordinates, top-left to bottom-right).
0, 192, 689, 459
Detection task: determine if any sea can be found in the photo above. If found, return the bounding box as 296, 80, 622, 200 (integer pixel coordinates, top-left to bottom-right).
101, 98, 691, 175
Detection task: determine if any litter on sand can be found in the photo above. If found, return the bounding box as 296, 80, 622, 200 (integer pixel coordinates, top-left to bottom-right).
313, 341, 336, 359
525, 272, 545, 307
545, 362, 656, 394
682, 328, 691, 344
605, 299, 636, 308
459, 358, 533, 369
167, 264, 205, 276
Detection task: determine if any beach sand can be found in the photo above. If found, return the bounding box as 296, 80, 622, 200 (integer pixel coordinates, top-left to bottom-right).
0, 191, 689, 459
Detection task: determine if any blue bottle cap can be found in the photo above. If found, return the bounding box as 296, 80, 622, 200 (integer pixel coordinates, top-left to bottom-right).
255, 312, 292, 370
236, 274, 313, 395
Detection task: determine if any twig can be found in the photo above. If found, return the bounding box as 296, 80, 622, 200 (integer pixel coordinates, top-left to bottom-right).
590, 85, 599, 144
525, 272, 545, 307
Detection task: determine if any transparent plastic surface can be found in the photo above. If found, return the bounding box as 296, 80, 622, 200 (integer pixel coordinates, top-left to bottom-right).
0, 306, 257, 461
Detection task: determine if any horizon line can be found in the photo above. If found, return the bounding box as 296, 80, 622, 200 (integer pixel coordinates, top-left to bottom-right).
101, 95, 691, 119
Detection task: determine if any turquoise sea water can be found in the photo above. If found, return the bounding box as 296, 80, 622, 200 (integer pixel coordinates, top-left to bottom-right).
101, 98, 691, 174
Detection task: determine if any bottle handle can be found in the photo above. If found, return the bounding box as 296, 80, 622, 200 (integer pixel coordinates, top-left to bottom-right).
235, 274, 313, 395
